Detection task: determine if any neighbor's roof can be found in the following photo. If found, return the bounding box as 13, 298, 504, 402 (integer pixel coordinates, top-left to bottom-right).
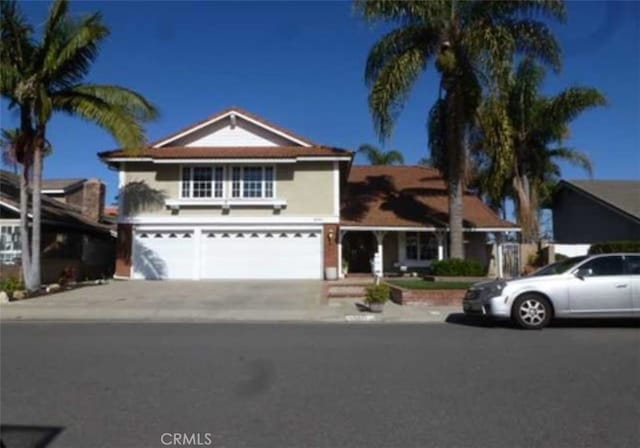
341, 165, 516, 229
558, 179, 640, 220
98, 145, 352, 161
41, 178, 85, 192
0, 170, 113, 235
150, 106, 318, 147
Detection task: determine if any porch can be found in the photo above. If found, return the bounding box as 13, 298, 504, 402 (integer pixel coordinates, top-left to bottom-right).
339, 227, 515, 278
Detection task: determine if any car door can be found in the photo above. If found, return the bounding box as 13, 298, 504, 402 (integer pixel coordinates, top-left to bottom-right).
567, 255, 633, 316
624, 255, 640, 316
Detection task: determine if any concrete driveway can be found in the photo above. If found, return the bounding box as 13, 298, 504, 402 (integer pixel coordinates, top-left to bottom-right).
0, 280, 456, 323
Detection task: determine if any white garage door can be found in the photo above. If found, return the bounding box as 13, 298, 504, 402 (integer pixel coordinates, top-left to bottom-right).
132, 228, 323, 280
133, 230, 196, 279
200, 230, 322, 279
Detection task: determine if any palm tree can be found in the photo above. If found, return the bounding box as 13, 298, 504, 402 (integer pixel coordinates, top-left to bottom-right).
356, 0, 565, 259
357, 143, 405, 165
1, 0, 158, 290
475, 58, 605, 241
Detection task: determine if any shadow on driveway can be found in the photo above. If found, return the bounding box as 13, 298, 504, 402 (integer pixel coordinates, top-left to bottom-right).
1, 424, 64, 448
445, 313, 640, 329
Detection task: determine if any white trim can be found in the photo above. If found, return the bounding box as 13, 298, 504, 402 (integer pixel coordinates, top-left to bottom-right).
296, 156, 352, 162
152, 109, 313, 148
134, 224, 324, 232
165, 199, 287, 207
154, 158, 296, 164
120, 216, 340, 225
0, 201, 21, 214
102, 157, 152, 162
102, 156, 350, 164
341, 226, 440, 232
465, 227, 520, 232
332, 161, 340, 217
41, 189, 66, 194
341, 225, 519, 232
179, 165, 226, 200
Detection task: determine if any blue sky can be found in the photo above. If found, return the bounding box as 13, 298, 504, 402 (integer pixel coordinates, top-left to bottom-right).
2, 1, 639, 205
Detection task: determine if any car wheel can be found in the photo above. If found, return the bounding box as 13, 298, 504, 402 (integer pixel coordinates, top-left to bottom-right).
512, 294, 552, 329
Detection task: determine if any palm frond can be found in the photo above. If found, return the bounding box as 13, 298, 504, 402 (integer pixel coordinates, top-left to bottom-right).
545, 87, 606, 130
355, 0, 447, 25
365, 25, 439, 87
52, 89, 147, 149
547, 147, 594, 177
368, 46, 427, 139
41, 11, 108, 89
501, 19, 562, 71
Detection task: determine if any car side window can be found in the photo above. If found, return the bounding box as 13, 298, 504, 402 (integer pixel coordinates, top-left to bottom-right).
625, 256, 640, 275
579, 256, 625, 276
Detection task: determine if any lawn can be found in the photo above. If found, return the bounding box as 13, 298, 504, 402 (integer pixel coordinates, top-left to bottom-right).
386, 279, 476, 290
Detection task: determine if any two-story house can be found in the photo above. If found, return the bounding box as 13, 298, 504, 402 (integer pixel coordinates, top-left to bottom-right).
100, 107, 517, 280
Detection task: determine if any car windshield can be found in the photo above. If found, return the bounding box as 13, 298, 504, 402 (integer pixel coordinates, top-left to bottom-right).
530, 256, 589, 276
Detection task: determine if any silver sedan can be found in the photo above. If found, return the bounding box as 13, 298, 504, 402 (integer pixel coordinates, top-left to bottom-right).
463, 253, 640, 329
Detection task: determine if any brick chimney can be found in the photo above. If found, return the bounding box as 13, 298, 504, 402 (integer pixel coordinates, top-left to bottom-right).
81, 179, 105, 221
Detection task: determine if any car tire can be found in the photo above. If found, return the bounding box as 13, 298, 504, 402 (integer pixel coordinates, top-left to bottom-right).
512, 294, 552, 330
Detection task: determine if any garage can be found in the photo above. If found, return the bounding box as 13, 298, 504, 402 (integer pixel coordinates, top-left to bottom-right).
132, 228, 323, 280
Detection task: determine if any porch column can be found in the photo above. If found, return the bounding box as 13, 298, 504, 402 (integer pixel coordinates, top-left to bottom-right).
338, 230, 346, 278
435, 231, 446, 261
373, 231, 386, 278
495, 232, 504, 278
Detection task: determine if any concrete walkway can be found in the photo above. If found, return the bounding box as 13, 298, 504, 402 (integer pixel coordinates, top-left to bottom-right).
0, 280, 458, 323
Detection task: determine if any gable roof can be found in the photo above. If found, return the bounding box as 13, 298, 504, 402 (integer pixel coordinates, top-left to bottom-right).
341, 166, 516, 229
557, 179, 640, 221
151, 106, 317, 148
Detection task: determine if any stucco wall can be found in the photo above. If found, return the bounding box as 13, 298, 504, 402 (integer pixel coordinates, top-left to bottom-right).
553, 188, 640, 243
121, 161, 336, 218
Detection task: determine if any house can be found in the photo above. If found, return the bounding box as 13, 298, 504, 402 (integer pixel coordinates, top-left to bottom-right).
0, 171, 116, 282
552, 180, 640, 245
99, 107, 517, 280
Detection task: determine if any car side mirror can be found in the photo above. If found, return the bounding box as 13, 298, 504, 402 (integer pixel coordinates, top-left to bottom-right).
575, 268, 593, 280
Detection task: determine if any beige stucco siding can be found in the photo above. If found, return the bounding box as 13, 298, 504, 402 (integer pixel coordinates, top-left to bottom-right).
121, 161, 335, 218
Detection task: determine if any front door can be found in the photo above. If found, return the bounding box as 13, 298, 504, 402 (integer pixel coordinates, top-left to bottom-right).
343, 232, 376, 273
568, 255, 633, 315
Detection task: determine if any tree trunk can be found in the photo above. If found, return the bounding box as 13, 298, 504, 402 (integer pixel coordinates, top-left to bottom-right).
27, 145, 43, 291
445, 88, 465, 259
19, 164, 31, 286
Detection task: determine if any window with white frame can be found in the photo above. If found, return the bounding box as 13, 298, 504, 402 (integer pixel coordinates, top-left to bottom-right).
181, 166, 224, 199
231, 166, 275, 199
0, 225, 21, 264
405, 232, 438, 260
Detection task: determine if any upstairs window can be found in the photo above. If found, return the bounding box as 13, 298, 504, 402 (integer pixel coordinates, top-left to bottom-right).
181, 166, 224, 199
231, 166, 275, 199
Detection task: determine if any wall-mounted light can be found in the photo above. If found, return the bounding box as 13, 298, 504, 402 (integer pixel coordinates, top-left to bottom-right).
328, 230, 334, 243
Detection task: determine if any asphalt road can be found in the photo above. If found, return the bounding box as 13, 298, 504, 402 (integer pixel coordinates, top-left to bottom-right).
1, 318, 639, 448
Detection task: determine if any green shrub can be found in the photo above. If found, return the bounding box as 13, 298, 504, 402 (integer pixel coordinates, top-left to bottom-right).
365, 284, 390, 304
588, 241, 640, 254
431, 258, 485, 276
555, 253, 569, 261
0, 276, 24, 294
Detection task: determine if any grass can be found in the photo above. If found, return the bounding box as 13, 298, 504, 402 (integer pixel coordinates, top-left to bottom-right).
386, 279, 476, 290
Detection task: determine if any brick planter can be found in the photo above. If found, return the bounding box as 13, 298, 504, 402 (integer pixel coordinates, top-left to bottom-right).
388, 284, 466, 306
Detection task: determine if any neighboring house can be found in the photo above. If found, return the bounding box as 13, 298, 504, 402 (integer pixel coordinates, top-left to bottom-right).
99, 106, 517, 280
552, 180, 640, 244
341, 166, 516, 276
0, 171, 115, 282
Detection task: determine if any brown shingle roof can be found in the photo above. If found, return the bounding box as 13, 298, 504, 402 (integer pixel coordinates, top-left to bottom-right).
99, 145, 352, 160
150, 106, 318, 147
341, 166, 516, 229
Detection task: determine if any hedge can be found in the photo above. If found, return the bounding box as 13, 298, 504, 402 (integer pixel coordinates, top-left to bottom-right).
431, 258, 485, 276
588, 241, 640, 254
